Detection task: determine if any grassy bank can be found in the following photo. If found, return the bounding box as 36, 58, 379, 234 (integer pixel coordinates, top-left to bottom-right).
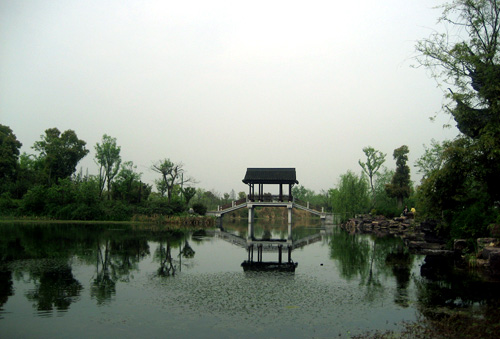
0, 215, 216, 228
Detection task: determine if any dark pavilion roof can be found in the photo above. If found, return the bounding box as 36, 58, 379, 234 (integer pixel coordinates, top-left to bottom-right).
242, 168, 299, 185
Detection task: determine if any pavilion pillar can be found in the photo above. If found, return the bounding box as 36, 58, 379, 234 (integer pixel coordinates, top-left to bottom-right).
247, 205, 254, 240
287, 204, 293, 224
288, 184, 293, 201
279, 184, 283, 202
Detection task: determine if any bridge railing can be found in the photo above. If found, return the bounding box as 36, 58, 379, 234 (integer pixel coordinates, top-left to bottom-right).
293, 198, 324, 213
216, 196, 327, 214
219, 197, 247, 211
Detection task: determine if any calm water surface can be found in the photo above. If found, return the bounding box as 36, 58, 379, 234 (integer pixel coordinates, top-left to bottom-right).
0, 221, 498, 338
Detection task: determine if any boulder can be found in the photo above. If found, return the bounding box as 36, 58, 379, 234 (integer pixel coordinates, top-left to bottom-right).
489, 250, 500, 277
477, 238, 497, 251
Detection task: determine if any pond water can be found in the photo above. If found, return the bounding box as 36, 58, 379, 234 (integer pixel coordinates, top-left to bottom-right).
0, 220, 499, 338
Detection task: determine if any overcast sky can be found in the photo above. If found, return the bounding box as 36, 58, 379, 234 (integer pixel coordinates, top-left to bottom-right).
1, 0, 459, 195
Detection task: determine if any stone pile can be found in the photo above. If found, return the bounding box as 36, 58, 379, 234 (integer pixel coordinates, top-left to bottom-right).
475, 236, 500, 277
341, 214, 416, 236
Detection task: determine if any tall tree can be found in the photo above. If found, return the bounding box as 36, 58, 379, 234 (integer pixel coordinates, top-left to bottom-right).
358, 146, 386, 195
0, 124, 22, 190
415, 0, 500, 202
33, 128, 88, 185
151, 159, 195, 203
385, 145, 411, 209
94, 134, 121, 200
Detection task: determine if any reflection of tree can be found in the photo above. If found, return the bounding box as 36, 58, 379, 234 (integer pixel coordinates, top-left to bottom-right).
153, 232, 193, 277
91, 239, 116, 305
25, 262, 82, 312
329, 228, 414, 305
0, 269, 14, 310
385, 245, 412, 307
329, 227, 370, 280
156, 241, 176, 277
91, 236, 150, 304
181, 240, 195, 258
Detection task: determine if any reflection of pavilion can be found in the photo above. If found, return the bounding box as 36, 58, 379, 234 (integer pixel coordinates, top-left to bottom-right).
216, 222, 330, 272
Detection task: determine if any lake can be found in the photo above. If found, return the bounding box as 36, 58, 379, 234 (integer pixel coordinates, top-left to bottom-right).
1, 220, 499, 338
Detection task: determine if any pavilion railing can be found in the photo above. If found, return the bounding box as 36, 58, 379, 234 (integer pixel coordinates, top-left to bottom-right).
247, 194, 293, 203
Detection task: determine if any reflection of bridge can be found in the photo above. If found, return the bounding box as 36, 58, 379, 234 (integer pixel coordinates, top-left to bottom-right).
213, 224, 333, 272
214, 228, 332, 250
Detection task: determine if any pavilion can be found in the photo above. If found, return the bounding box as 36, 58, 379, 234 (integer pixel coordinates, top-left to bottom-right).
242, 168, 299, 202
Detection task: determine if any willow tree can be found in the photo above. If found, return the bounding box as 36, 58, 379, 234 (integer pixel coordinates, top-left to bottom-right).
330, 170, 370, 220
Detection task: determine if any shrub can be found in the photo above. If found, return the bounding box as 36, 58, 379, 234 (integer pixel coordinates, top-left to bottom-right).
192, 203, 207, 215
20, 185, 47, 215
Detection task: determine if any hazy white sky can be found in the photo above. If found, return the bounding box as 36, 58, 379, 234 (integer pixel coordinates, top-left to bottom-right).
1, 0, 458, 195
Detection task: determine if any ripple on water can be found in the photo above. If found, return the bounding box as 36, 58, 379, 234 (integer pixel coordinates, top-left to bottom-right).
145, 270, 377, 334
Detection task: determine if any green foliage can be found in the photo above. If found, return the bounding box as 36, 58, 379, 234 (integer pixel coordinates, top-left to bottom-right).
191, 189, 221, 211
145, 198, 186, 216
0, 192, 19, 215
0, 124, 22, 191
415, 0, 500, 224
372, 168, 400, 217
101, 200, 133, 221
11, 153, 42, 199
292, 185, 330, 211
94, 134, 121, 200
181, 187, 196, 205
385, 145, 411, 208
20, 185, 48, 215
449, 201, 498, 239
192, 203, 207, 215
330, 170, 370, 220
151, 159, 194, 203
33, 128, 89, 186
414, 139, 449, 180
112, 161, 150, 204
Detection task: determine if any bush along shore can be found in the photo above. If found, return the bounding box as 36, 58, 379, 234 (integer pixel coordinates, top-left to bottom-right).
0, 214, 216, 229
131, 214, 215, 228
341, 214, 500, 279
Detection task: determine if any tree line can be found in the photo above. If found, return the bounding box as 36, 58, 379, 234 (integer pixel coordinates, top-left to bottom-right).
0, 127, 242, 220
